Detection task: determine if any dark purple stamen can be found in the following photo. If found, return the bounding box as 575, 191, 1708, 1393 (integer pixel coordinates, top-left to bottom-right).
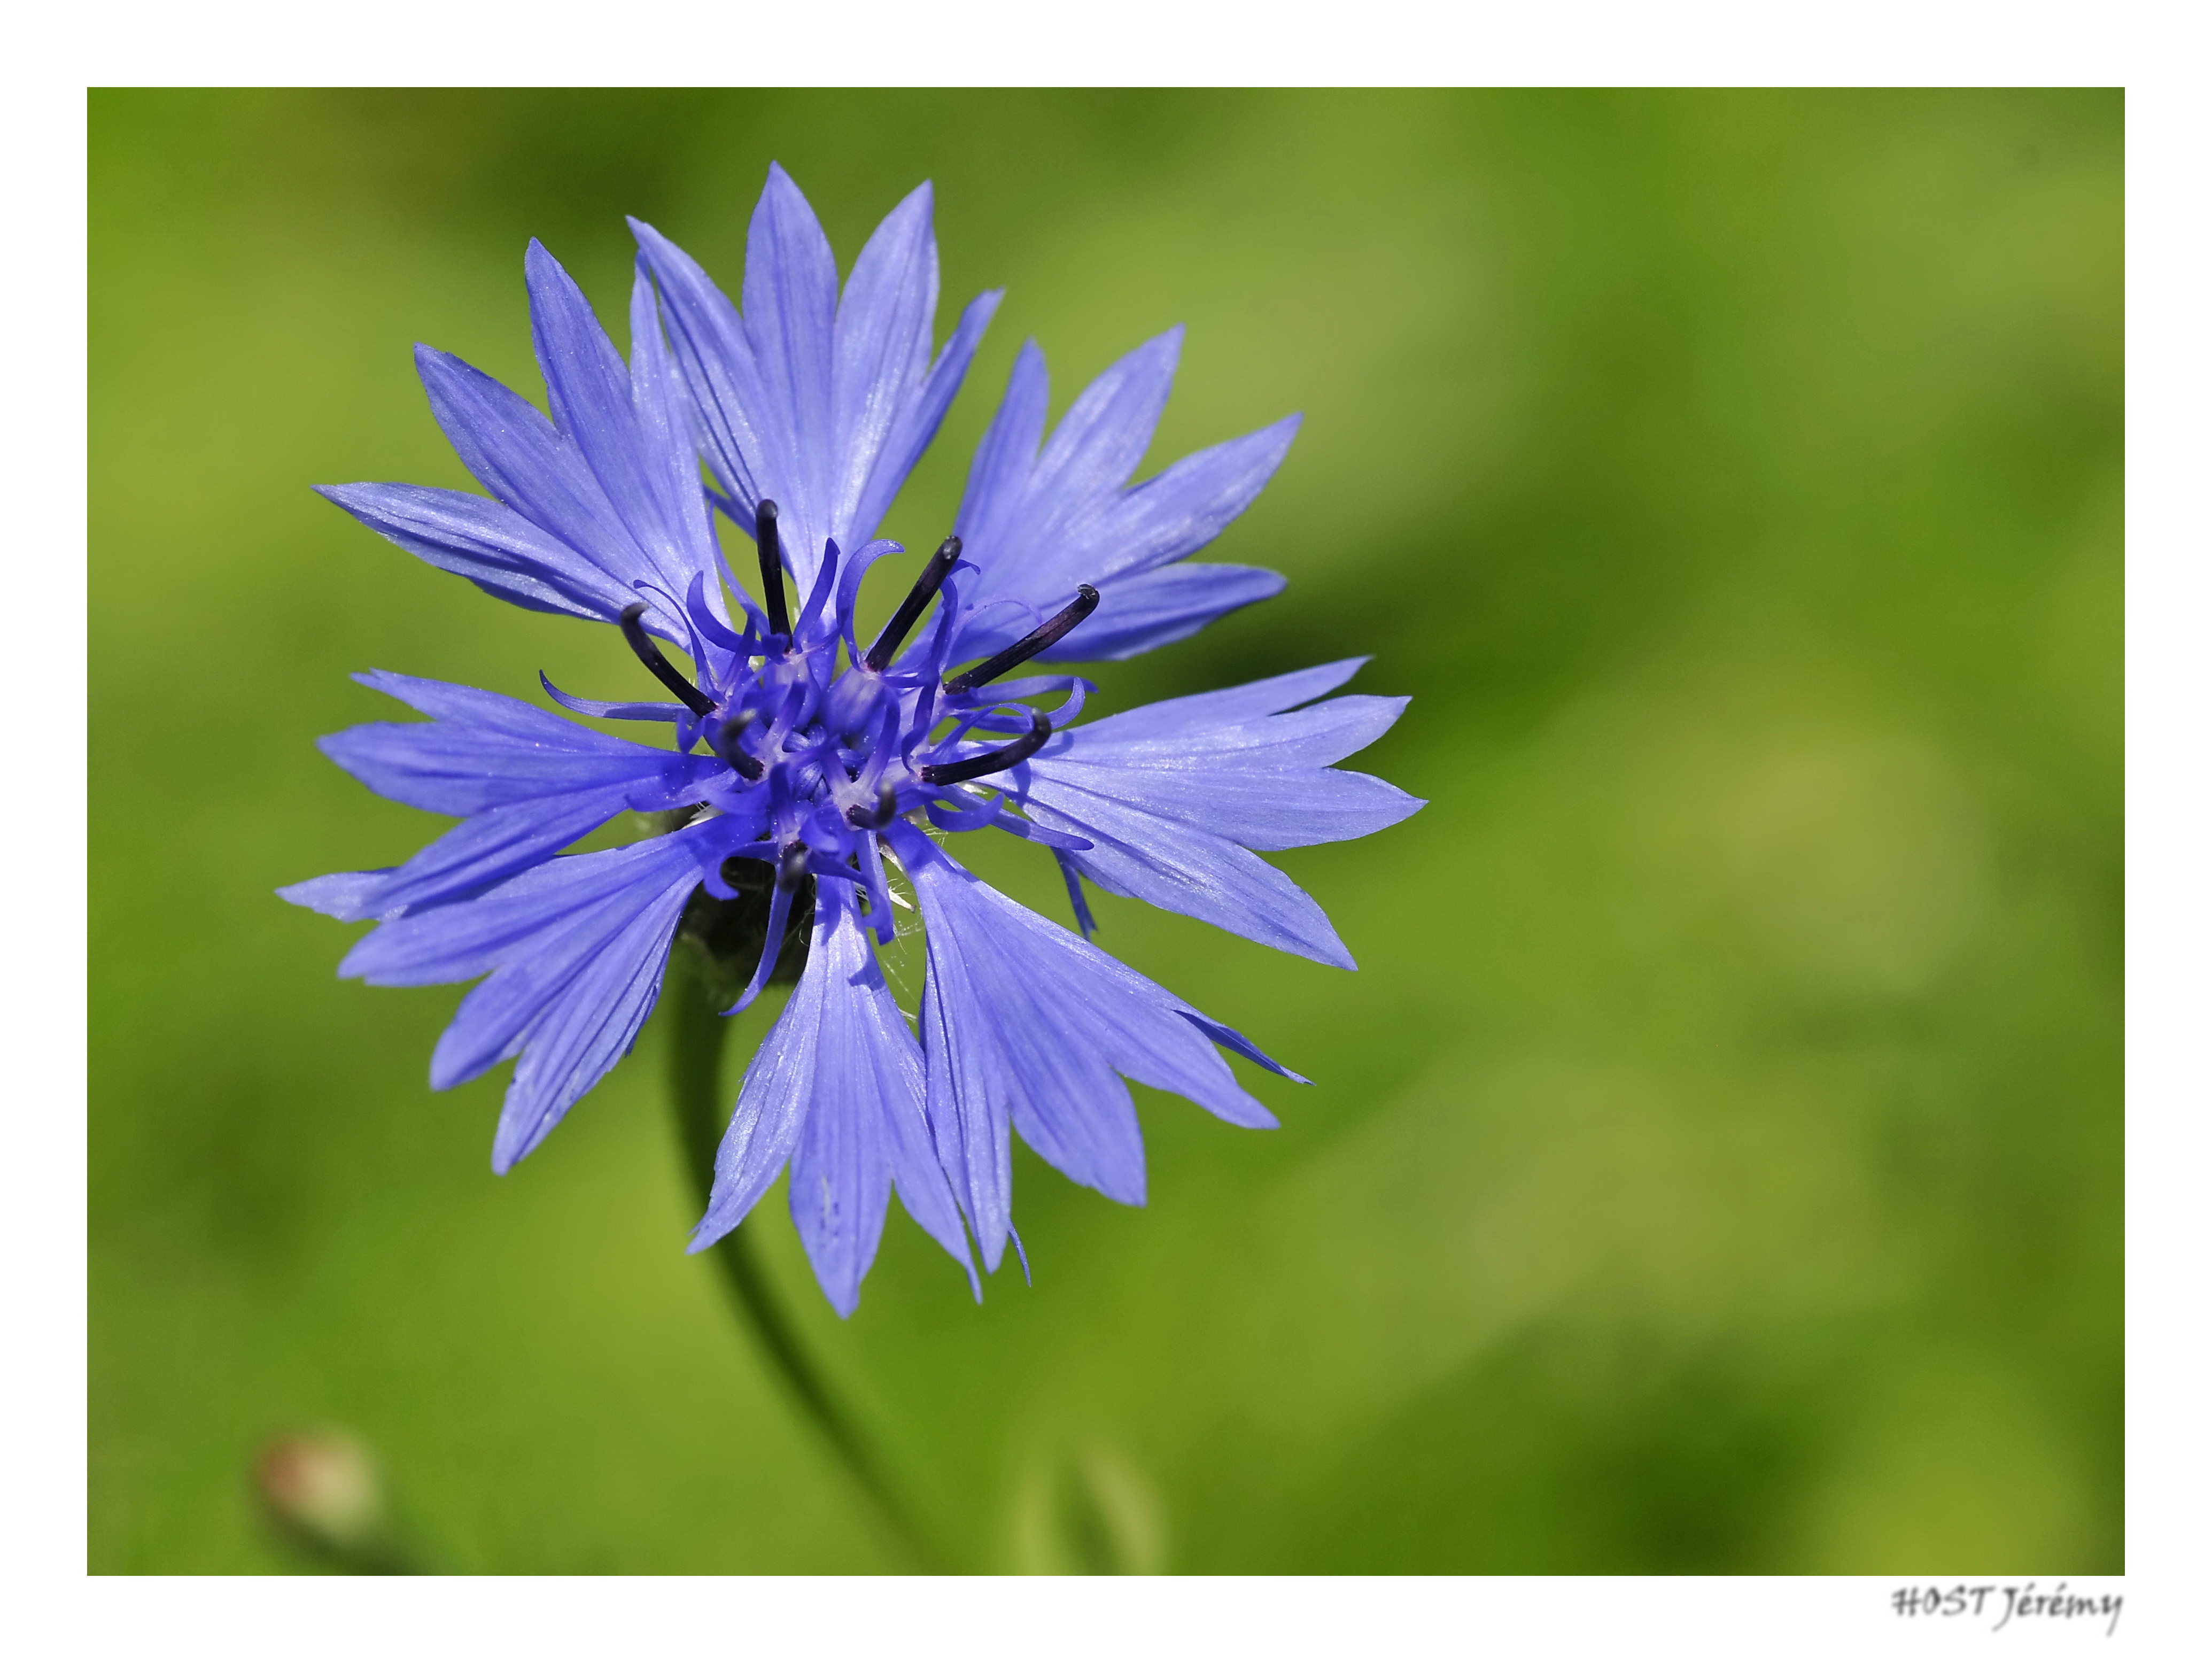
920, 711, 1053, 786
618, 602, 716, 717
845, 785, 900, 829
777, 843, 810, 889
718, 718, 765, 781
864, 535, 962, 672
942, 584, 1100, 695
756, 498, 790, 637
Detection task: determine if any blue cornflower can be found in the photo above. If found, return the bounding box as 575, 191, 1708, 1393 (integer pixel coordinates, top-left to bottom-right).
285, 166, 1422, 1314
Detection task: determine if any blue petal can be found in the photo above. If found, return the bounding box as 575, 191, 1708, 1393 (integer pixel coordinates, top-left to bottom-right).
321, 670, 708, 816
690, 882, 973, 1315
1028, 327, 1181, 516
524, 241, 717, 613
851, 286, 1002, 553
1032, 562, 1285, 662
953, 338, 1050, 563
276, 869, 399, 923
831, 182, 937, 537
688, 1012, 806, 1255
890, 825, 1287, 1274
625, 257, 721, 612
524, 243, 658, 538
948, 329, 1301, 660
486, 881, 697, 1172
1178, 1011, 1310, 1085
636, 172, 1000, 605
1047, 756, 1418, 854
1005, 414, 1301, 632
741, 163, 841, 590
627, 215, 774, 540
369, 787, 663, 916
350, 667, 606, 730
1019, 785, 1357, 970
412, 345, 648, 603
1070, 658, 1370, 739
1082, 414, 1300, 579
1013, 662, 1421, 962
313, 482, 633, 621
338, 824, 715, 990
1026, 676, 1422, 853
338, 823, 727, 1171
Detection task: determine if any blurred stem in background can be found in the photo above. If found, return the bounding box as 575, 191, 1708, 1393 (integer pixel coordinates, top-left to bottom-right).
662, 929, 948, 1573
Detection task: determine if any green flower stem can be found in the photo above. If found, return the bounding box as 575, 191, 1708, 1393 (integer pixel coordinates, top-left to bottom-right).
663, 939, 946, 1572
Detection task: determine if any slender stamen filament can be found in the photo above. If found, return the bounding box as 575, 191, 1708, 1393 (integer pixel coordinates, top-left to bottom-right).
718, 717, 765, 781
865, 536, 962, 671
756, 498, 790, 637
618, 602, 716, 717
919, 711, 1052, 786
759, 683, 809, 756
942, 584, 1100, 695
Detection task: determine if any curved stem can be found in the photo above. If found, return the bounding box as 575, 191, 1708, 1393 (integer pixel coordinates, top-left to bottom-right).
663, 941, 947, 1572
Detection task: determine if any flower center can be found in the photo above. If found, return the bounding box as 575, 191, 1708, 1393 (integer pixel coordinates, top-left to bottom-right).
611, 499, 1101, 1009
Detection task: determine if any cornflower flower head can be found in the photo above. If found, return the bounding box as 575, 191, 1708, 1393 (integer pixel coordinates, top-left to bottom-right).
284, 165, 1422, 1315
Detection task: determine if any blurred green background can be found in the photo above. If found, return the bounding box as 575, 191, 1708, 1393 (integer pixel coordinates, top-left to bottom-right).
89, 89, 2121, 1574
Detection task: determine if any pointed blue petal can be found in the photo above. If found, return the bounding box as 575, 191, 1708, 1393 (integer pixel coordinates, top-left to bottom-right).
416, 831, 713, 1107
1024, 677, 1421, 853
956, 415, 1302, 652
852, 284, 1003, 551
893, 826, 1285, 1273
831, 181, 937, 537
1033, 563, 1285, 662
370, 787, 647, 915
1169, 693, 1411, 772
276, 869, 398, 923
314, 483, 633, 621
321, 670, 717, 816
412, 345, 645, 596
1177, 1011, 1309, 1085
339, 825, 715, 989
485, 875, 697, 1172
781, 890, 910, 1313
638, 180, 999, 600
1022, 414, 1302, 616
953, 338, 1050, 571
1028, 327, 1181, 513
688, 1009, 811, 1255
690, 883, 973, 1313
626, 256, 720, 604
945, 329, 1301, 660
1069, 658, 1371, 740
319, 709, 677, 816
1031, 753, 1419, 854
1020, 784, 1357, 970
1070, 414, 1301, 585
628, 215, 774, 537
303, 825, 731, 1181
741, 163, 840, 590
349, 668, 579, 730
911, 906, 1015, 1268
787, 1082, 894, 1318
524, 240, 712, 611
